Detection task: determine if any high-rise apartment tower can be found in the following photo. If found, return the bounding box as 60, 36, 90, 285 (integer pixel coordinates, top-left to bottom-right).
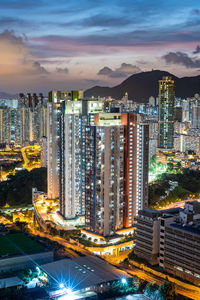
158, 76, 175, 149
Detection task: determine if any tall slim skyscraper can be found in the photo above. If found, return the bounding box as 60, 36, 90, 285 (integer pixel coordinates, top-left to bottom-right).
0, 107, 11, 144
47, 91, 83, 200
40, 136, 48, 168
158, 76, 175, 149
122, 113, 149, 228
59, 99, 104, 219
191, 101, 200, 129
85, 119, 124, 236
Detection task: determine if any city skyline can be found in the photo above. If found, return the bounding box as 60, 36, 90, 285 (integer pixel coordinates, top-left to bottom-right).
0, 0, 200, 93
1, 1, 200, 298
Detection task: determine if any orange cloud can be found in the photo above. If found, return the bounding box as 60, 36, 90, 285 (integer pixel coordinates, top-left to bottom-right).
0, 30, 48, 76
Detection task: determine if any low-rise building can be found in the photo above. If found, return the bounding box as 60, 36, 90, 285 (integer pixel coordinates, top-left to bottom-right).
134, 209, 162, 265
134, 202, 200, 284
41, 256, 131, 298
134, 208, 179, 265
160, 202, 200, 284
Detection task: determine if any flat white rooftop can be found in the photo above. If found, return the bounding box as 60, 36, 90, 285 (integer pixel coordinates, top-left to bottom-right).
0, 276, 24, 289
41, 256, 130, 291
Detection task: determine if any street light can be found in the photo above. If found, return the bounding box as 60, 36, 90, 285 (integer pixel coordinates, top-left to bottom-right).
59, 283, 64, 289
121, 278, 127, 285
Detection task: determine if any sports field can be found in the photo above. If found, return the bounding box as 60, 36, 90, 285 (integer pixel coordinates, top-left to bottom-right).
0, 233, 44, 256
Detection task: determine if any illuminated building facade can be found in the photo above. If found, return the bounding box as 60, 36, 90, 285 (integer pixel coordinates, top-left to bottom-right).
47, 95, 149, 233
122, 113, 149, 228
135, 202, 200, 284
9, 93, 47, 146
191, 101, 200, 129
47, 91, 83, 200
85, 119, 124, 236
0, 92, 54, 147
158, 76, 175, 149
0, 107, 12, 144
85, 113, 149, 236
40, 136, 48, 168
59, 99, 104, 219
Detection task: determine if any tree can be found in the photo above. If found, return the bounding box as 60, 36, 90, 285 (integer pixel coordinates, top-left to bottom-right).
0, 167, 47, 207
15, 221, 28, 231
175, 162, 182, 173
144, 282, 161, 300
0, 287, 27, 300
159, 281, 176, 300
138, 279, 148, 293
167, 162, 174, 173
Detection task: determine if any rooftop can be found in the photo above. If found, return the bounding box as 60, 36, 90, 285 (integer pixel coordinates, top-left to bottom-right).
41, 256, 130, 291
0, 276, 24, 289
138, 208, 162, 218
170, 223, 200, 236
138, 207, 182, 219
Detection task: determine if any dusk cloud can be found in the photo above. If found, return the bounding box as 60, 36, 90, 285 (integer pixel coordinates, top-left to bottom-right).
30, 28, 200, 61
194, 9, 200, 15
63, 14, 132, 28
33, 61, 49, 74
115, 63, 141, 74
0, 17, 30, 27
98, 63, 141, 78
0, 30, 48, 76
85, 79, 102, 85
0, 0, 44, 10
97, 67, 113, 76
0, 0, 200, 92
193, 45, 200, 54
56, 67, 69, 74
162, 52, 200, 68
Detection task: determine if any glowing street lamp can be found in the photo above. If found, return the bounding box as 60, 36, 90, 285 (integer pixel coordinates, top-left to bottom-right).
59, 283, 65, 289
121, 278, 127, 285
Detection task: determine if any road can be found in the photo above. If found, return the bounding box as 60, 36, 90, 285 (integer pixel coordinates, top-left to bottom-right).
21, 145, 41, 171
28, 226, 92, 257
159, 198, 200, 210
1, 215, 200, 299
118, 264, 200, 300
31, 226, 195, 298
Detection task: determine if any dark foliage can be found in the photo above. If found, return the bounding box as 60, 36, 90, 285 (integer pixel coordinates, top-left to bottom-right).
0, 168, 47, 207
149, 168, 200, 207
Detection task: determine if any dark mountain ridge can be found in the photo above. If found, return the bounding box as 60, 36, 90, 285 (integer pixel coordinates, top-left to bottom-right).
0, 92, 18, 99
84, 70, 200, 103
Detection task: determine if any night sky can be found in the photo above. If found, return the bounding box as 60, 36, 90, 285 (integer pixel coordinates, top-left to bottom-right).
0, 0, 200, 93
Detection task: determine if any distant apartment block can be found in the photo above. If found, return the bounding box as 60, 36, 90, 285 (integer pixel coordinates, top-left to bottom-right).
0, 93, 47, 146
40, 136, 47, 168
158, 76, 175, 149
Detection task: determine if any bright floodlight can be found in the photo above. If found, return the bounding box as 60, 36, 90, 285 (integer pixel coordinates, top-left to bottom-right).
66, 288, 72, 294
121, 278, 127, 284
59, 283, 64, 289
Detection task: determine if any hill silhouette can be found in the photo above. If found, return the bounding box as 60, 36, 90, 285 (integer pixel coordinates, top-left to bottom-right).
84, 70, 200, 102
